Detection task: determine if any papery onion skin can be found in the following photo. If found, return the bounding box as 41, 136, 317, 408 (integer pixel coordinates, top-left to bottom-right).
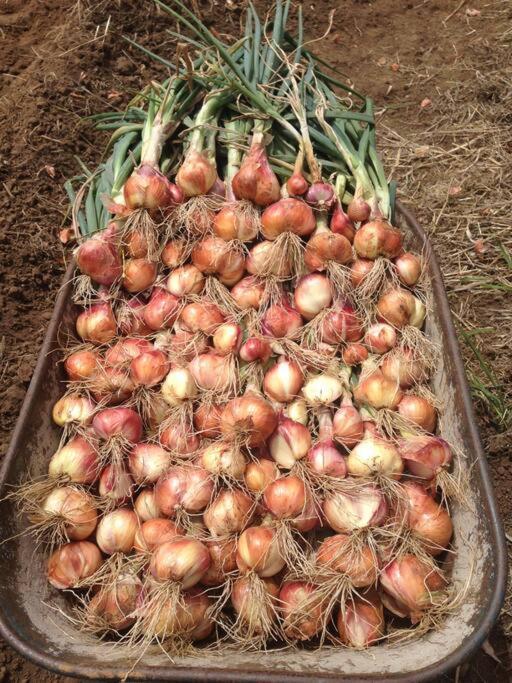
96, 508, 138, 555
161, 366, 198, 406
239, 337, 272, 363
263, 358, 304, 403
244, 458, 279, 494
402, 482, 453, 555
236, 526, 285, 578
92, 407, 143, 443
337, 592, 385, 648
231, 276, 267, 310
304, 231, 352, 271
87, 573, 142, 631
306, 441, 347, 478
394, 252, 422, 286
134, 488, 160, 521
261, 301, 303, 338
130, 350, 169, 387
161, 239, 187, 268
203, 488, 254, 537
76, 235, 122, 286
364, 323, 397, 354
339, 342, 364, 367
150, 538, 211, 588
231, 575, 280, 633
176, 150, 217, 197
128, 443, 171, 484
191, 236, 229, 275
90, 366, 135, 405
201, 538, 238, 586
319, 303, 362, 344
280, 581, 325, 641
155, 466, 213, 515
331, 201, 355, 242
124, 164, 180, 210
124, 228, 149, 259
287, 172, 309, 197
133, 518, 183, 553
305, 182, 335, 210
194, 403, 223, 439
220, 393, 277, 447
98, 466, 134, 506
189, 352, 231, 392
166, 265, 204, 297
302, 374, 343, 406
159, 422, 199, 456
52, 396, 90, 428
180, 301, 225, 335
398, 395, 437, 432
377, 288, 426, 329
268, 417, 311, 469
214, 204, 259, 242
117, 297, 151, 336
47, 541, 103, 590
354, 370, 404, 410
232, 142, 281, 207
294, 273, 333, 321
323, 485, 387, 533
246, 240, 292, 278
347, 198, 371, 223
263, 474, 307, 520
399, 435, 452, 480
200, 442, 247, 480
65, 349, 99, 382
381, 348, 427, 388
76, 303, 117, 344
42, 487, 98, 541
122, 258, 157, 293
350, 258, 375, 288
213, 323, 242, 355
347, 434, 404, 479
316, 534, 378, 587
380, 554, 447, 623
261, 198, 316, 239
143, 288, 180, 331
49, 436, 100, 485
332, 400, 365, 448
354, 220, 402, 259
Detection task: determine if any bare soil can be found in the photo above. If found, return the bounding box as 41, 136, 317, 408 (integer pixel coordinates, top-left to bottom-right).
0, 0, 510, 680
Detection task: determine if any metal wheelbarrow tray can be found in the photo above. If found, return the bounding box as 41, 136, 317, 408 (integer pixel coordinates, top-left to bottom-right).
0, 202, 506, 681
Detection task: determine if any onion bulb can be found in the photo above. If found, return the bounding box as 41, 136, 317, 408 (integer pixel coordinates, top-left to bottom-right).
231, 576, 280, 634
302, 373, 343, 406
86, 573, 142, 632
47, 541, 102, 590
232, 140, 280, 207
200, 442, 247, 480
176, 149, 217, 197
42, 487, 97, 541
244, 458, 278, 494
76, 303, 116, 344
394, 252, 422, 286
354, 369, 403, 410
220, 393, 277, 447
128, 443, 171, 484
347, 433, 403, 479
159, 422, 199, 455
76, 235, 121, 286
150, 538, 211, 588
377, 288, 426, 329
161, 239, 187, 268
213, 323, 242, 355
130, 349, 169, 387
64, 349, 99, 382
166, 265, 204, 297
214, 204, 259, 242
98, 466, 134, 506
236, 526, 285, 577
246, 240, 292, 278
261, 198, 316, 239
268, 417, 311, 469
231, 276, 267, 310
203, 488, 253, 537
143, 288, 180, 331
283, 398, 308, 425
398, 395, 437, 432
332, 396, 365, 448
331, 201, 355, 242
399, 435, 452, 480
96, 508, 138, 555
52, 394, 95, 428
347, 197, 371, 223
380, 555, 447, 622
201, 538, 238, 586
323, 484, 387, 532
380, 348, 427, 388
402, 482, 453, 555
279, 582, 325, 641
194, 403, 222, 439
124, 164, 181, 210
364, 323, 397, 354
104, 337, 153, 366
261, 301, 303, 338
133, 518, 183, 553
180, 301, 225, 334
156, 466, 213, 515
263, 358, 304, 403
294, 274, 333, 321
134, 488, 160, 521
161, 366, 198, 406
92, 407, 143, 444
239, 336, 272, 363
354, 220, 402, 259
48, 436, 100, 485
316, 534, 378, 587
337, 592, 385, 647
189, 352, 232, 392
122, 258, 157, 293
319, 303, 362, 344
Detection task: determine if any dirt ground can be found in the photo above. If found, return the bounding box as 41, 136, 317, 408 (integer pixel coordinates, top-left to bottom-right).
0, 0, 510, 680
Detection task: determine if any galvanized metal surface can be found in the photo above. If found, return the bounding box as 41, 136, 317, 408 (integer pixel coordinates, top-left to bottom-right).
0, 203, 507, 681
